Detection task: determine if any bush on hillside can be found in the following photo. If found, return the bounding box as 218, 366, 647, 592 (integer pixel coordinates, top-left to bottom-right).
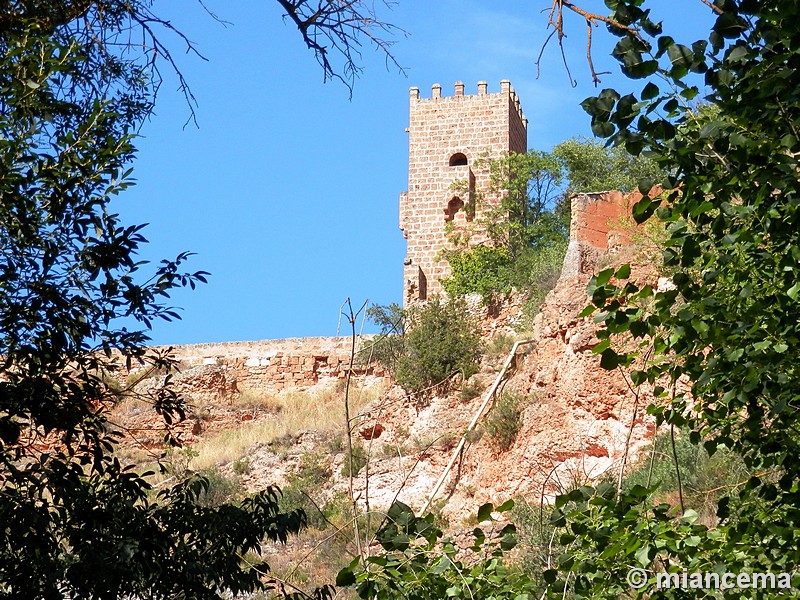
483, 391, 528, 451
366, 298, 482, 395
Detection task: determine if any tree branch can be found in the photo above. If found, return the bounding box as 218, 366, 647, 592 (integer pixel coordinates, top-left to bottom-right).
539, 0, 640, 84
274, 0, 406, 96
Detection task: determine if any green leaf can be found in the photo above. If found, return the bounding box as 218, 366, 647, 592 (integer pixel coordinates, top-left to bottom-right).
681, 509, 699, 524
500, 533, 518, 551
631, 369, 647, 386
684, 535, 702, 547
595, 268, 615, 287
788, 282, 800, 300
495, 499, 515, 512
592, 339, 611, 354
600, 348, 620, 370
431, 555, 452, 575
335, 567, 357, 587
635, 545, 652, 567
477, 503, 493, 523
641, 82, 659, 100
592, 121, 615, 138
615, 264, 631, 279
714, 12, 747, 38
632, 196, 659, 223
667, 44, 692, 68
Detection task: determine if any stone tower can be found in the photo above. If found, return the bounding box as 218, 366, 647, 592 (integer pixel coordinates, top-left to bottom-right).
399, 80, 528, 304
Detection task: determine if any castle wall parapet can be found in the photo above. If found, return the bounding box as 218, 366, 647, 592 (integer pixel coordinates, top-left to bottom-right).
128, 336, 386, 395
561, 190, 651, 278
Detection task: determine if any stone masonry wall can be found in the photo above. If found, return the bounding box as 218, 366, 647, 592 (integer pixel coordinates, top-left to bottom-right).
400, 80, 528, 304
561, 190, 645, 278
135, 336, 386, 395
124, 191, 637, 399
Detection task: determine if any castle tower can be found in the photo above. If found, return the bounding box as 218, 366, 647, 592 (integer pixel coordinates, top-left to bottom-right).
399, 80, 528, 304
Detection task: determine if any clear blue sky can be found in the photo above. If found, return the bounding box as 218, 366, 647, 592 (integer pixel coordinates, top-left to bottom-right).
119, 1, 713, 346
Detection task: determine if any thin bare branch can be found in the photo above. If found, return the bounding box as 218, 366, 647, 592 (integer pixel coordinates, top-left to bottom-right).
699, 0, 724, 15
275, 0, 406, 97
539, 0, 639, 85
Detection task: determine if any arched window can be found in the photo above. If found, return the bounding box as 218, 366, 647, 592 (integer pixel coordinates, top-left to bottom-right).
448, 153, 468, 167
444, 197, 465, 222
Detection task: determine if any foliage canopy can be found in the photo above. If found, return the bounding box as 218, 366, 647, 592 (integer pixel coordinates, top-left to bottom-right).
544, 0, 800, 596
442, 138, 660, 307
0, 1, 399, 596
337, 500, 539, 600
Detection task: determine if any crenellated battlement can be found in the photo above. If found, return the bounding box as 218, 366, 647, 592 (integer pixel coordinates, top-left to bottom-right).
409, 80, 527, 127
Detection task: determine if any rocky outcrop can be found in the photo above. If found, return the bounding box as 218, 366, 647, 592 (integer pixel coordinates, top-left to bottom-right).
113, 191, 661, 523
328, 190, 660, 518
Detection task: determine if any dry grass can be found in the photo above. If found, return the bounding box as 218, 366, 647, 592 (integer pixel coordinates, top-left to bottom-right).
231, 389, 282, 411
112, 393, 153, 417
189, 382, 384, 471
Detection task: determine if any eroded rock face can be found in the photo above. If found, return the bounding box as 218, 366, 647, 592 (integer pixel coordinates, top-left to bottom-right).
112, 191, 661, 524
329, 190, 661, 519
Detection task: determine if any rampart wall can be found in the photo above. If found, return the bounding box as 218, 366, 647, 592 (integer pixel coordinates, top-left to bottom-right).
136, 336, 386, 395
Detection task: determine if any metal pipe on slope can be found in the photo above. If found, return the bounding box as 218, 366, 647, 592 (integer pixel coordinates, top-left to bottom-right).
420, 338, 535, 515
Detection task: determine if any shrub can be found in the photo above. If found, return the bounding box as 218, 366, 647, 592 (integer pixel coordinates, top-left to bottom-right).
366, 298, 482, 395
395, 297, 482, 394
486, 333, 516, 360
483, 391, 527, 451
360, 303, 405, 371
441, 245, 514, 303
441, 240, 567, 320
196, 468, 244, 507
278, 454, 333, 530
623, 427, 751, 522
460, 376, 485, 402
294, 453, 332, 488
231, 457, 251, 475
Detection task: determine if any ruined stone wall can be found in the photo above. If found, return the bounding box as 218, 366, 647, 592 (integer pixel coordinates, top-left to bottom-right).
400, 80, 528, 304
135, 336, 386, 395
561, 190, 647, 278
